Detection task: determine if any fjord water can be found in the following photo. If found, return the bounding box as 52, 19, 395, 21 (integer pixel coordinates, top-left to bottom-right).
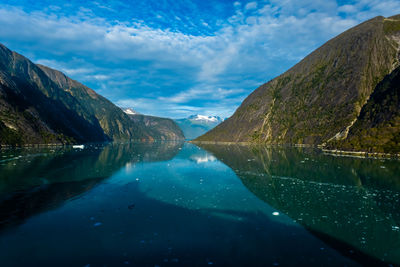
0, 143, 399, 266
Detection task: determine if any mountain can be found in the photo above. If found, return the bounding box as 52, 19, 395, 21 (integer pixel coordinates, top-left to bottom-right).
175, 115, 223, 140
36, 64, 145, 141
122, 108, 184, 141
0, 43, 180, 145
195, 15, 400, 153
0, 44, 106, 145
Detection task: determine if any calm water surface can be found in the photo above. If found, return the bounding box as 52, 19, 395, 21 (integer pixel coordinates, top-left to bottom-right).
0, 142, 399, 266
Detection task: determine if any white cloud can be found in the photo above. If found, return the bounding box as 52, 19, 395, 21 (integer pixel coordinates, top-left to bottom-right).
159, 86, 244, 103
1, 1, 400, 118
245, 2, 258, 10
338, 5, 358, 14
35, 59, 96, 76
89, 74, 110, 81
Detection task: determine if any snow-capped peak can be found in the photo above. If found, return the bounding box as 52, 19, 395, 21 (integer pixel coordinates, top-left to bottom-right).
188, 114, 221, 122
123, 108, 138, 115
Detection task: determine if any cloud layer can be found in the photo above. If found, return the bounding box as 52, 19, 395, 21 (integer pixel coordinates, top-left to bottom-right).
0, 0, 399, 118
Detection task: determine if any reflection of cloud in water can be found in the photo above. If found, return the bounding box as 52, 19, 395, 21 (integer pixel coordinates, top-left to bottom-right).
190, 154, 216, 163
124, 162, 134, 173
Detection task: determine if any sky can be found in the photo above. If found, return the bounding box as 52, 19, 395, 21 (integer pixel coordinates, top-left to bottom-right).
0, 0, 399, 119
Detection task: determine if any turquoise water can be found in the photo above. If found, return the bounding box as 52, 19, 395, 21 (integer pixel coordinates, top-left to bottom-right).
0, 142, 399, 266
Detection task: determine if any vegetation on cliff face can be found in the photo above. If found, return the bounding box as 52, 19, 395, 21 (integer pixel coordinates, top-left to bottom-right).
328, 65, 400, 153
196, 15, 400, 152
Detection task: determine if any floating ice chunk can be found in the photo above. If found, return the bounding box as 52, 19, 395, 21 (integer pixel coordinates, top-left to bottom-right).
392, 226, 400, 231
272, 212, 280, 216
73, 145, 85, 149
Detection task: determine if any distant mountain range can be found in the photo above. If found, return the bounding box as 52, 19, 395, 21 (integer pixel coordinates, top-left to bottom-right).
175, 115, 223, 140
196, 15, 400, 153
0, 43, 184, 145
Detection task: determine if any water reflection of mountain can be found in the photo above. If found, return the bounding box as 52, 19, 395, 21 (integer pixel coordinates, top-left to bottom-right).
0, 141, 183, 230
198, 144, 400, 265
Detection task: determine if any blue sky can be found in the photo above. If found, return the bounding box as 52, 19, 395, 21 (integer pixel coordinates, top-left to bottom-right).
0, 0, 399, 119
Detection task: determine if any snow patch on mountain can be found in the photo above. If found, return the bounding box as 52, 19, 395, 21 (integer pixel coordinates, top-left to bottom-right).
188, 114, 223, 122
123, 108, 138, 115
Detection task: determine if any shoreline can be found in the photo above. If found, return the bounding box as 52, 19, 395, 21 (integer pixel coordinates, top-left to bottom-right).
321, 149, 400, 159
2, 140, 399, 159
189, 140, 400, 159
0, 143, 64, 149
0, 139, 185, 150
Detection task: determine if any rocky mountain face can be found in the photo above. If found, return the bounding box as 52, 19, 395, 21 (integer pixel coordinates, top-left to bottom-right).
122, 109, 185, 141
37, 65, 144, 141
196, 15, 400, 153
0, 43, 181, 145
175, 115, 223, 140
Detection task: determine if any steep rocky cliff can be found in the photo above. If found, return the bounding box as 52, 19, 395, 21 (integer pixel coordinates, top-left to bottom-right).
196, 15, 400, 152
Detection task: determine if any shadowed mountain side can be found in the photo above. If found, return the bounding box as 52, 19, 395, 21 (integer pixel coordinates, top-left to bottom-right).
38, 65, 146, 141
0, 44, 108, 144
196, 15, 400, 153
197, 144, 400, 265
0, 142, 183, 231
